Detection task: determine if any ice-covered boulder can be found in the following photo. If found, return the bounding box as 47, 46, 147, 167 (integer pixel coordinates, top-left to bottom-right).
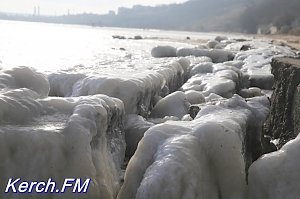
118, 95, 270, 199
124, 114, 154, 157
248, 134, 300, 199
206, 40, 220, 49
233, 41, 296, 90
190, 62, 213, 76
149, 91, 190, 119
215, 35, 228, 42
151, 46, 177, 58
239, 87, 263, 98
48, 60, 188, 116
176, 48, 234, 63
0, 88, 43, 124
184, 90, 205, 104
48, 72, 86, 97
0, 66, 50, 97
0, 90, 125, 199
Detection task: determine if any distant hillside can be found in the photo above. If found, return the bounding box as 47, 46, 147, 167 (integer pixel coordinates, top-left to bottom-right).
1, 0, 300, 34
101, 0, 248, 32
239, 0, 300, 34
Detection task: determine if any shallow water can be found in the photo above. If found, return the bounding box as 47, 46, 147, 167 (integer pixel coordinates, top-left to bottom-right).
0, 20, 228, 74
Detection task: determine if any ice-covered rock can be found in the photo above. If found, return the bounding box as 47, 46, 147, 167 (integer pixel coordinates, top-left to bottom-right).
248, 134, 300, 199
118, 95, 270, 199
48, 60, 189, 116
149, 91, 190, 119
0, 86, 125, 199
182, 71, 237, 98
190, 62, 213, 76
184, 90, 205, 104
0, 66, 50, 97
205, 93, 224, 101
232, 41, 296, 90
238, 87, 263, 98
176, 48, 234, 63
124, 114, 154, 157
206, 40, 220, 49
215, 36, 228, 42
151, 46, 177, 58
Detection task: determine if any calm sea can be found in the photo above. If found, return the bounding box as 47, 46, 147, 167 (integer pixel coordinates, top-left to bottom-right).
0, 20, 231, 75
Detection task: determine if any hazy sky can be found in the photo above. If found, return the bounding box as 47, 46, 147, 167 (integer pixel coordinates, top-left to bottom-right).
0, 0, 188, 15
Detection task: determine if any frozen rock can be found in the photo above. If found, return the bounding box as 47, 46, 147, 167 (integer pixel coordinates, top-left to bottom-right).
233, 41, 296, 90
206, 40, 220, 49
0, 66, 50, 97
48, 72, 86, 97
149, 91, 190, 119
0, 94, 125, 199
134, 35, 143, 40
190, 62, 213, 76
48, 60, 188, 116
151, 46, 177, 58
181, 114, 193, 121
189, 56, 212, 65
184, 90, 205, 104
177, 48, 234, 63
239, 87, 263, 98
118, 95, 270, 199
205, 93, 224, 101
182, 71, 237, 98
148, 116, 180, 124
215, 35, 228, 42
0, 88, 43, 124
248, 134, 300, 199
124, 114, 154, 157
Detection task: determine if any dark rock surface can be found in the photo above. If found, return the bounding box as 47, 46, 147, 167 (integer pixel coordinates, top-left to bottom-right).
264, 57, 300, 147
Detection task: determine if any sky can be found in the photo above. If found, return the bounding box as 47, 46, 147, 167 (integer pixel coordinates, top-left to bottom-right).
0, 0, 188, 15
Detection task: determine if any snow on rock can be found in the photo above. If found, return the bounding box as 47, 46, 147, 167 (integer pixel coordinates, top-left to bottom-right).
48, 60, 190, 116
190, 62, 213, 76
181, 67, 238, 98
189, 56, 213, 65
0, 88, 43, 124
206, 40, 220, 49
215, 36, 228, 42
124, 114, 154, 157
248, 134, 300, 199
118, 95, 270, 199
0, 66, 50, 97
239, 87, 263, 98
176, 48, 234, 63
149, 91, 190, 119
0, 73, 126, 199
48, 72, 86, 97
205, 93, 224, 101
184, 90, 205, 104
151, 46, 177, 58
231, 41, 296, 89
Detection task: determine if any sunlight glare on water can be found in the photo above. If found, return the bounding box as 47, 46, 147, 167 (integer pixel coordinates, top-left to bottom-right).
0, 20, 224, 74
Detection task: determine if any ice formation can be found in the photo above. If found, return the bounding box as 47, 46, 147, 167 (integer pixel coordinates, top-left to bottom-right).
1, 34, 298, 199
0, 67, 126, 199
151, 46, 177, 58
124, 114, 154, 157
248, 134, 300, 199
48, 59, 191, 116
118, 95, 270, 199
149, 91, 190, 119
